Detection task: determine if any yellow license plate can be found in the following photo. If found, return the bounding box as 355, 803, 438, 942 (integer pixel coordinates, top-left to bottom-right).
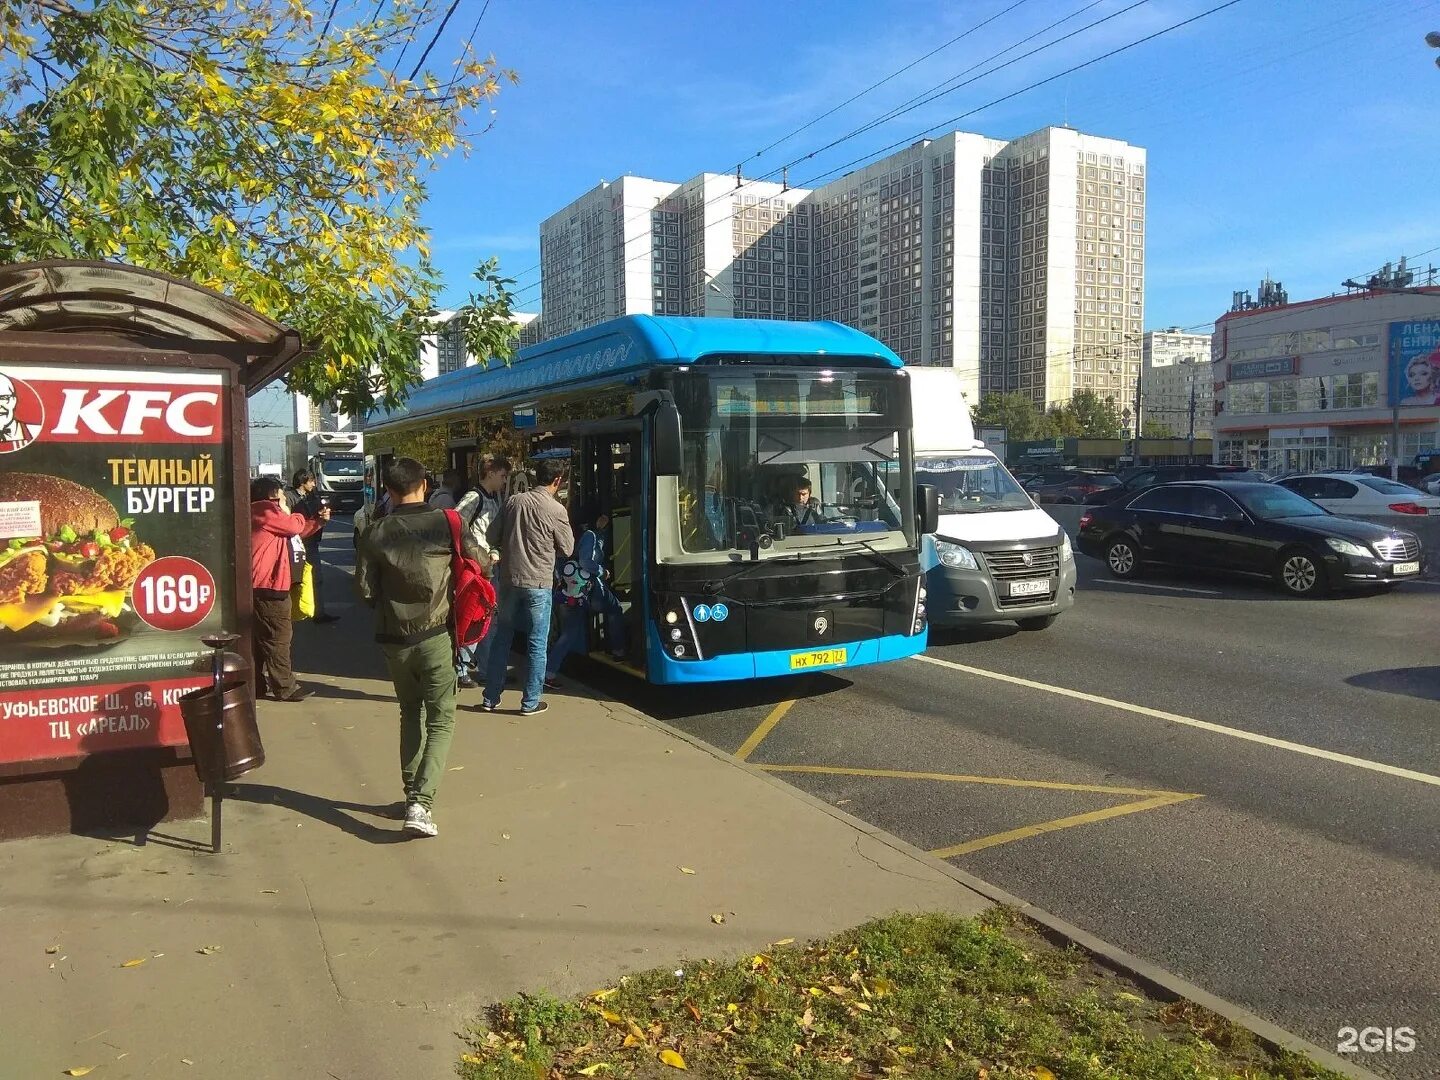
790, 648, 849, 670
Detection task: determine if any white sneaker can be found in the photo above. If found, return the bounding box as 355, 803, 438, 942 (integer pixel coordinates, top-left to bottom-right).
403, 803, 437, 837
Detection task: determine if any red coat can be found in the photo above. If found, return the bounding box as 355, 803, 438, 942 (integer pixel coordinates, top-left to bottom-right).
251, 501, 321, 592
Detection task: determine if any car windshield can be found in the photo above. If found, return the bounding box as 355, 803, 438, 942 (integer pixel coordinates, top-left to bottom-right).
916, 455, 1033, 513
672, 368, 911, 555
1233, 485, 1329, 519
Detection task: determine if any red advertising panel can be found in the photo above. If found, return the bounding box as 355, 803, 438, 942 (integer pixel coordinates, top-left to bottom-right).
0, 363, 235, 765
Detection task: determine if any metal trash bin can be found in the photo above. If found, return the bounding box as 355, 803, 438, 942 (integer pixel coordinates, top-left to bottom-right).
179, 650, 265, 783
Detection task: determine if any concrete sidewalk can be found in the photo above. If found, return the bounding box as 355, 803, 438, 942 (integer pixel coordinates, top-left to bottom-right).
1, 617, 988, 1080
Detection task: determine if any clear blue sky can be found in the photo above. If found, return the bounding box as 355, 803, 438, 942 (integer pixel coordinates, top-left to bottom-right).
251, 0, 1440, 461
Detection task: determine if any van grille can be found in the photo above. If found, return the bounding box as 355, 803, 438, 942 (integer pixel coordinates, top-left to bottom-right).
982, 547, 1060, 580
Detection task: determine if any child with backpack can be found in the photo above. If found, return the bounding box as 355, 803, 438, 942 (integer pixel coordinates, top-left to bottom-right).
545, 502, 627, 688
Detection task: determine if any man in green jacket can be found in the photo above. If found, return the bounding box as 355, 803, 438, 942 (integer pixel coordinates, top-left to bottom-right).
355, 457, 487, 837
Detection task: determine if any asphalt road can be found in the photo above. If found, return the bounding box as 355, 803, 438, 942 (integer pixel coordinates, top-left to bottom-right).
572, 556, 1440, 1080
321, 521, 1438, 1077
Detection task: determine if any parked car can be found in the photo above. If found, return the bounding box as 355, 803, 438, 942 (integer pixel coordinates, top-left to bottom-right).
1076, 481, 1423, 596
1026, 469, 1120, 504
1344, 463, 1425, 487
1276, 474, 1440, 517
1082, 464, 1265, 505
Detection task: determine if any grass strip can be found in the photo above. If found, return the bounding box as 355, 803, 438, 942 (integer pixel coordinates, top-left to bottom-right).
458, 909, 1344, 1080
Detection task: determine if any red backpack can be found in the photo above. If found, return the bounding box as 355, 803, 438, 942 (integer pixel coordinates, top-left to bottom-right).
443, 509, 498, 647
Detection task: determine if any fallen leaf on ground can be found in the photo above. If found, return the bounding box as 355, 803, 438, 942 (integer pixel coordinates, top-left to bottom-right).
1033, 1068, 1056, 1080
577, 1065, 610, 1076
678, 866, 695, 875
800, 1007, 815, 1030
196, 946, 222, 956
625, 1020, 647, 1042
621, 1033, 645, 1049
1115, 992, 1143, 1004
870, 976, 894, 997
684, 1001, 702, 1022
45, 945, 60, 954
589, 987, 618, 1001
710, 913, 725, 924
260, 889, 279, 894
771, 937, 795, 947
448, 765, 464, 771
181, 1058, 195, 1065
658, 1048, 687, 1070
598, 1008, 623, 1026
64, 1068, 94, 1077
120, 958, 146, 968
460, 1053, 485, 1065
501, 833, 510, 840
725, 1003, 739, 1014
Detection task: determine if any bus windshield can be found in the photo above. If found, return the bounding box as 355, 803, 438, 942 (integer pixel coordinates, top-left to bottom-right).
917, 454, 1033, 513
672, 369, 911, 555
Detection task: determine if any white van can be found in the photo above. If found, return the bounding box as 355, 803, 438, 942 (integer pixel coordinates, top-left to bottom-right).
909, 369, 1075, 630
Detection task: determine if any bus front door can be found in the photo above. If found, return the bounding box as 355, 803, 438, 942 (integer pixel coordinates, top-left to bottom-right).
574, 429, 642, 666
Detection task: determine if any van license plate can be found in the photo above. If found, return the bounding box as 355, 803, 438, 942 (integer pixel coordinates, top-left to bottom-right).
1008, 579, 1051, 598
790, 648, 848, 670
1392, 561, 1420, 576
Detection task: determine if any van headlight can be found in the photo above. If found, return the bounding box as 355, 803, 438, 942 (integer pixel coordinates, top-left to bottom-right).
1060, 533, 1074, 562
933, 538, 978, 571
1324, 537, 1371, 558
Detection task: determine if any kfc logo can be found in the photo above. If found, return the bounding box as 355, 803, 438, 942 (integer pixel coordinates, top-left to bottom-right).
0, 371, 44, 454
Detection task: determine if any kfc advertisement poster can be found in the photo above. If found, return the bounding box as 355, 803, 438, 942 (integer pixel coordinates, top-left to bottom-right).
0, 363, 235, 765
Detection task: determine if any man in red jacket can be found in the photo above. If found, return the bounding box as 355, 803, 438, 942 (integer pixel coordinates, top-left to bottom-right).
250, 476, 327, 701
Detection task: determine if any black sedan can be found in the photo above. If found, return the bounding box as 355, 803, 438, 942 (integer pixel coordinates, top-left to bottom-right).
1076, 481, 1424, 596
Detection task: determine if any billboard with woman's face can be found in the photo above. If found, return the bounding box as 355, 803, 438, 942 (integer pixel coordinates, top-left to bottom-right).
1389, 320, 1440, 407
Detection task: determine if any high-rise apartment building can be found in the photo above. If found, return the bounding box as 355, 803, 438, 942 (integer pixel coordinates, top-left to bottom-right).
1143, 328, 1213, 439
534, 126, 1145, 410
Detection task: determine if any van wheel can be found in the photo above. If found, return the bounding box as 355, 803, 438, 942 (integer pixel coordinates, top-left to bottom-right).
1106, 537, 1140, 579
1017, 615, 1057, 631
1276, 548, 1327, 597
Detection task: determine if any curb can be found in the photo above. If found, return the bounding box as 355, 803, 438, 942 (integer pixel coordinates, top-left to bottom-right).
583, 685, 1381, 1080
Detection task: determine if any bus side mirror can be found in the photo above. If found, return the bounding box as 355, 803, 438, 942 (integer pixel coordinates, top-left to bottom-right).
917, 484, 940, 535
652, 399, 682, 477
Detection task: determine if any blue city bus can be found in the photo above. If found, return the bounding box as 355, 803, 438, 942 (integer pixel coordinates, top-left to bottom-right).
364, 316, 939, 684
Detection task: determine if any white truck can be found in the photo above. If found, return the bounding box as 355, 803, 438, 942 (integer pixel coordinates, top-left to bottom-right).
283, 431, 366, 514
909, 368, 1075, 630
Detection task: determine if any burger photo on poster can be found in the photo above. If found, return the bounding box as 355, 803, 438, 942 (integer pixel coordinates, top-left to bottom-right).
0, 473, 156, 644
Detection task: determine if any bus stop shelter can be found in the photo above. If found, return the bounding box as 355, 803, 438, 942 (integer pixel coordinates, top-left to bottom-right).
0, 261, 302, 840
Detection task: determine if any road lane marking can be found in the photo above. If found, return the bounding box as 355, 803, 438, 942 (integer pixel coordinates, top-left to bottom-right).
1090, 580, 1223, 596
929, 793, 1201, 858
759, 763, 1195, 799
735, 699, 796, 761
914, 654, 1440, 789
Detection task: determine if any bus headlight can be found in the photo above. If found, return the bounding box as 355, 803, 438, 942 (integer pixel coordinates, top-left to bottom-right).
933, 539, 978, 571
665, 610, 680, 625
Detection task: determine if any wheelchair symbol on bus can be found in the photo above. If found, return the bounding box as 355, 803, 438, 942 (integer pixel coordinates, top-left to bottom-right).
710, 603, 729, 623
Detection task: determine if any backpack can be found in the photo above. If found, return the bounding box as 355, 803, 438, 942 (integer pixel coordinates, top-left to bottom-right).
443, 509, 498, 647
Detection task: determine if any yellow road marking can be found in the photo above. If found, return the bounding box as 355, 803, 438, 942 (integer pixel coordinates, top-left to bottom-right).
735, 699, 796, 761
915, 653, 1440, 789
759, 763, 1194, 799
929, 793, 1201, 858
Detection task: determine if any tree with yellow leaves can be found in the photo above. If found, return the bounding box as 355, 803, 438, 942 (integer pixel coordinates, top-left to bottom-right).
0, 0, 515, 414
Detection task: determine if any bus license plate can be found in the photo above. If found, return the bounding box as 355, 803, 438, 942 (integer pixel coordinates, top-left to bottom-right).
790, 648, 848, 670
1008, 579, 1051, 598
1392, 561, 1420, 576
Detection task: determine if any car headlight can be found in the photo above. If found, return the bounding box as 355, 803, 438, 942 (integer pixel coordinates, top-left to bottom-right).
1324, 537, 1371, 558
1060, 533, 1074, 562
934, 538, 979, 570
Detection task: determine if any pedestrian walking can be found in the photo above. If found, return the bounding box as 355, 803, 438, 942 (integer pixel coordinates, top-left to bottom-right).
428, 468, 461, 510
452, 456, 511, 688
545, 502, 627, 687
355, 457, 487, 837
481, 457, 574, 716
250, 475, 328, 701
285, 470, 338, 623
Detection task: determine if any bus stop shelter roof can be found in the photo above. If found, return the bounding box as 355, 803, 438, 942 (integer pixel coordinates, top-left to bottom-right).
0, 260, 302, 389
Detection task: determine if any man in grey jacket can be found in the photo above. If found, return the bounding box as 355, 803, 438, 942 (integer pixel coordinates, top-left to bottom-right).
355, 457, 486, 837
480, 457, 574, 715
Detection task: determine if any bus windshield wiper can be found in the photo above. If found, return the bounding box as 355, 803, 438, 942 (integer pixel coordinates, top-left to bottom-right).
701, 550, 806, 595
828, 537, 906, 577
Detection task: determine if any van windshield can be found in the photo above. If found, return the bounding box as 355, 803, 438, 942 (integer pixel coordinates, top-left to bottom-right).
918, 455, 1033, 513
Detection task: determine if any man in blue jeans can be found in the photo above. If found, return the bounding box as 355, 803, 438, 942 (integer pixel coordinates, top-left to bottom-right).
480, 458, 574, 715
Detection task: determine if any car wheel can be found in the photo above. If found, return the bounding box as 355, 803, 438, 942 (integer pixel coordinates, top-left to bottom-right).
1017, 614, 1057, 631
1105, 537, 1140, 578
1276, 548, 1327, 597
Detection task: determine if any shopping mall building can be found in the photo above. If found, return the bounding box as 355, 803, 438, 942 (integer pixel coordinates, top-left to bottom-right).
1212, 287, 1440, 474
